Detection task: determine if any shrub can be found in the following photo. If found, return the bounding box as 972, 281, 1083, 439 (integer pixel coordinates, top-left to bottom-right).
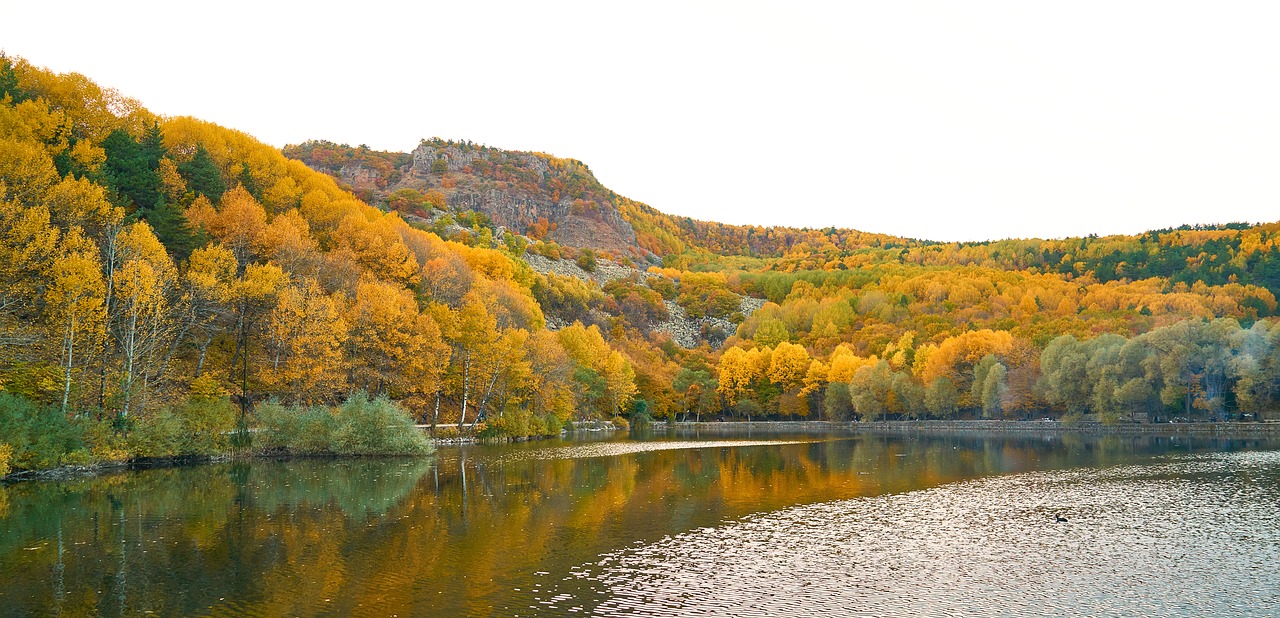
540, 413, 563, 435
127, 410, 185, 458
0, 393, 86, 470
128, 390, 237, 458
173, 396, 237, 455
489, 408, 531, 438
487, 408, 563, 439
431, 426, 461, 440
255, 401, 337, 454
331, 392, 432, 455
630, 400, 654, 428
734, 399, 762, 420
82, 417, 131, 463
0, 443, 11, 477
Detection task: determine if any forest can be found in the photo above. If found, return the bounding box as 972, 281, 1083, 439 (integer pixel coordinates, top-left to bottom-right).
3, 54, 1280, 474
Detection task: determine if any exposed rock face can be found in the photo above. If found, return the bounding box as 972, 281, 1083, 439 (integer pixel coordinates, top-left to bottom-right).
522, 252, 639, 286
338, 162, 384, 191
407, 143, 642, 256
652, 295, 766, 349
521, 252, 764, 348
301, 141, 649, 257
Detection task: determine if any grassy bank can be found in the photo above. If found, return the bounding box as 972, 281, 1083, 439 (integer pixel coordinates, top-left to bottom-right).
0, 391, 432, 480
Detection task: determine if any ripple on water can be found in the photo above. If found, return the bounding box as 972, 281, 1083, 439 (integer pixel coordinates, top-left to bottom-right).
535, 450, 1280, 617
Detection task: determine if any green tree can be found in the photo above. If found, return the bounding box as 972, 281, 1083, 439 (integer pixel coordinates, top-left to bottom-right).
925, 376, 959, 418
822, 382, 854, 421
980, 362, 1009, 419
178, 144, 226, 203
100, 128, 162, 210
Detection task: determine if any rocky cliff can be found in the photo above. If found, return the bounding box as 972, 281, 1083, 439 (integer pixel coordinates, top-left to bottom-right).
289, 139, 646, 258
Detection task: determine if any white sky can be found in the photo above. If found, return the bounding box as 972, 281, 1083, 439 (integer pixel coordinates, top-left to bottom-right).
3, 1, 1279, 242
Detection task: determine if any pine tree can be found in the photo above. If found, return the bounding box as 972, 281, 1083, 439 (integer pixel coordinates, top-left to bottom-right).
177, 144, 226, 203
141, 197, 200, 260
100, 129, 162, 210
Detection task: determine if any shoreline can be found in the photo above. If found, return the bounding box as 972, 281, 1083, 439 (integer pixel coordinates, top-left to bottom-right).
10, 419, 1278, 482
649, 419, 1280, 437
0, 450, 425, 484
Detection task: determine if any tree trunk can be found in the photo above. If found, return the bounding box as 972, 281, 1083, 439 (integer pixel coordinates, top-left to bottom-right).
60, 316, 75, 416
97, 226, 118, 412
471, 362, 503, 429
460, 352, 471, 425
194, 335, 213, 378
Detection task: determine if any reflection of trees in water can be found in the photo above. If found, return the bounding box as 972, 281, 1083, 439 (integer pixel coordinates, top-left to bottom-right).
0, 459, 434, 615
236, 458, 434, 521
0, 434, 1273, 615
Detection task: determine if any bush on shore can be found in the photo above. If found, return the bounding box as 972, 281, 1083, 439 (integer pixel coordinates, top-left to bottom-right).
482, 407, 564, 439
332, 393, 433, 455
0, 389, 430, 474
255, 392, 432, 456
0, 393, 92, 470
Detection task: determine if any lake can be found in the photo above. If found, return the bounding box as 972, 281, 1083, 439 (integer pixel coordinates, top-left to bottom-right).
2, 427, 1278, 616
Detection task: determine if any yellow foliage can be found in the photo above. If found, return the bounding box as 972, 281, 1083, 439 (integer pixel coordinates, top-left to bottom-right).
768, 342, 811, 391
920, 329, 1016, 385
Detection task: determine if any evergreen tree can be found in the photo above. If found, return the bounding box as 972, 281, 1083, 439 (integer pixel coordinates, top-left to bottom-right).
141, 196, 200, 260
100, 129, 162, 210
178, 144, 226, 203
238, 164, 261, 200
0, 53, 23, 102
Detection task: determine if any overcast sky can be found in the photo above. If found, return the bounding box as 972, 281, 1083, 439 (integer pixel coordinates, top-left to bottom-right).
4, 1, 1279, 241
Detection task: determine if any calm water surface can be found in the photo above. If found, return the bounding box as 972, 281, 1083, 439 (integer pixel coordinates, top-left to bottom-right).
1, 428, 1277, 616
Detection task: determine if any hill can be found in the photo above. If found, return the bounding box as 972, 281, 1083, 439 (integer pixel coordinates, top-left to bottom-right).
2, 54, 1280, 472
285, 140, 1280, 301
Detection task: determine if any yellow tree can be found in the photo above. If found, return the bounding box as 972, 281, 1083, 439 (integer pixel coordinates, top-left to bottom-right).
474, 328, 533, 423
717, 346, 756, 407
558, 322, 636, 418
0, 199, 60, 339
527, 330, 575, 421
112, 222, 176, 418
46, 234, 106, 414
228, 263, 287, 413
265, 279, 348, 402
173, 243, 237, 378
768, 342, 811, 392
186, 188, 269, 267
43, 175, 122, 235
448, 293, 498, 425
346, 278, 449, 409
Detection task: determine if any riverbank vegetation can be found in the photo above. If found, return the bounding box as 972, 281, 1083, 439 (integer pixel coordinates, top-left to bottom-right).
4, 54, 1280, 472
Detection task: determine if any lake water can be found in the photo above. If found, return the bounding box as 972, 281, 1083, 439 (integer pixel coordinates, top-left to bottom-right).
2, 428, 1278, 616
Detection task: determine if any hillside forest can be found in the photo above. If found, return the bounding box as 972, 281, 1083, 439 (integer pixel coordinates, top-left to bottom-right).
3, 54, 1280, 473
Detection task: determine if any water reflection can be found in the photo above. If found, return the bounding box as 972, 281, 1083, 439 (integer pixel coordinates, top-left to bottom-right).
0, 432, 1276, 616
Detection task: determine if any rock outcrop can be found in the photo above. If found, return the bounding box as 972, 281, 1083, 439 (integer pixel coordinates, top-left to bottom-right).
522, 252, 640, 286
652, 295, 764, 349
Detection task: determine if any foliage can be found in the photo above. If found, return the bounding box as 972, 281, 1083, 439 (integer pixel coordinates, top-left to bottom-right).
255, 401, 336, 453
822, 382, 854, 421
0, 393, 87, 470
6, 52, 1280, 479
330, 392, 433, 455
